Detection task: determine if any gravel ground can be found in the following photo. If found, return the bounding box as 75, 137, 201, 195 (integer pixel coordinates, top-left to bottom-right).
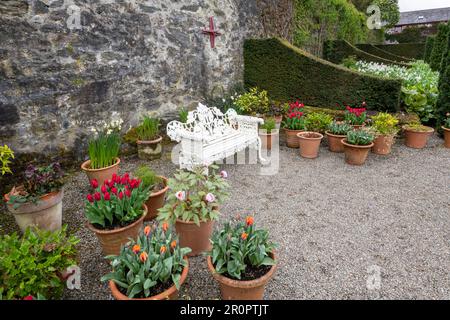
1, 134, 449, 300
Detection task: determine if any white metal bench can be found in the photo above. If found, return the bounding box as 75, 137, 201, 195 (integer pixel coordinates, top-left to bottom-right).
167, 103, 266, 171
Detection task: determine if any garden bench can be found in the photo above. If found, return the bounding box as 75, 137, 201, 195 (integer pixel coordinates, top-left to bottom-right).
167, 103, 266, 171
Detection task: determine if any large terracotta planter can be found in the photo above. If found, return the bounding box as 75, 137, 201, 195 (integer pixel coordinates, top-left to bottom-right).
372, 134, 395, 155
403, 127, 434, 149
259, 129, 279, 150
297, 132, 323, 159
109, 257, 189, 300
137, 135, 163, 160
342, 139, 374, 166
81, 158, 120, 186
283, 128, 303, 148
144, 176, 169, 221
325, 131, 346, 153
175, 219, 213, 257
87, 205, 147, 256
442, 127, 450, 148
4, 189, 63, 232
207, 252, 277, 300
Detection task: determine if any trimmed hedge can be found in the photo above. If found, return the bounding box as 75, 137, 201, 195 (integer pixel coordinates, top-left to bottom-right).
244, 38, 402, 112
429, 23, 449, 71
374, 43, 426, 60
323, 40, 409, 67
424, 36, 436, 63
355, 44, 413, 63
436, 31, 450, 128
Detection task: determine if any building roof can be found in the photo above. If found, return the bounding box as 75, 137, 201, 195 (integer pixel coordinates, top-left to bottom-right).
397, 7, 450, 26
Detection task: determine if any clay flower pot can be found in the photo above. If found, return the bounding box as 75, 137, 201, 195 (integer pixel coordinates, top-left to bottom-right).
403, 126, 434, 149
442, 127, 450, 148
297, 132, 323, 159
283, 128, 304, 148
137, 135, 163, 160
109, 257, 189, 300
342, 139, 374, 166
4, 189, 63, 232
258, 129, 279, 150
144, 176, 169, 221
207, 252, 277, 300
325, 131, 346, 153
81, 158, 120, 186
87, 205, 147, 256
175, 219, 213, 257
372, 135, 395, 155
352, 125, 365, 130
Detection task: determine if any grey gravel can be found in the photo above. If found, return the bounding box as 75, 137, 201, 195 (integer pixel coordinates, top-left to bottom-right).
1, 134, 449, 300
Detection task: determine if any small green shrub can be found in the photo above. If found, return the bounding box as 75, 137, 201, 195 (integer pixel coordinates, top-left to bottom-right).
371, 112, 399, 136
136, 116, 160, 141
260, 118, 276, 134
0, 145, 14, 176
134, 165, 162, 191
327, 121, 352, 135
234, 87, 270, 116
304, 112, 333, 133
346, 130, 375, 146
443, 114, 450, 129
403, 123, 433, 132
436, 29, 450, 128
178, 108, 189, 123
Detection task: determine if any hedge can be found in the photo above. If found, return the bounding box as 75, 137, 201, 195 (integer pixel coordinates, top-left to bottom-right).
244, 38, 402, 112
323, 40, 409, 67
436, 31, 450, 128
374, 43, 426, 60
429, 22, 449, 71
355, 44, 413, 63
424, 36, 436, 63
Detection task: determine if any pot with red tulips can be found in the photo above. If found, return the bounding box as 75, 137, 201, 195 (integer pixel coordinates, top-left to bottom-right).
85, 173, 150, 255
344, 102, 367, 129
282, 101, 306, 148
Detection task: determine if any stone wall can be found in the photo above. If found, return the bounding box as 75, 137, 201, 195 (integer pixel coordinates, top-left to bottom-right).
0, 0, 263, 160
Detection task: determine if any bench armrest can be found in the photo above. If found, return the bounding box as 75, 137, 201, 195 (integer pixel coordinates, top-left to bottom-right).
166, 120, 204, 142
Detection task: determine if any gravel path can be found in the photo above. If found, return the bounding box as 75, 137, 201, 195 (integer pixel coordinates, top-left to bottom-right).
1, 134, 449, 300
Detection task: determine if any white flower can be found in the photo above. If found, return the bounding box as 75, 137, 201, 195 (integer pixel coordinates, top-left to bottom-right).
205, 193, 215, 203
222, 98, 226, 103
220, 170, 228, 178
175, 191, 186, 201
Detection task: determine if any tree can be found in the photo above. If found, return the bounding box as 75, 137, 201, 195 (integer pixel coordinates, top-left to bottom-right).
424, 36, 436, 63
435, 24, 450, 129
429, 23, 449, 71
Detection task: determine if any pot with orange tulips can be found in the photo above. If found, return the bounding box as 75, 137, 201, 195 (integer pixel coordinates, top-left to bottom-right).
101, 223, 191, 300
206, 216, 277, 300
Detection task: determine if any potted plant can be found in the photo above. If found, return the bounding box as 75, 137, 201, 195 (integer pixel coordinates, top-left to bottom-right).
206, 216, 277, 300
134, 165, 169, 221
136, 116, 162, 160
101, 224, 191, 300
84, 173, 149, 255
4, 163, 65, 232
295, 112, 332, 159
370, 112, 399, 155
157, 165, 230, 256
281, 101, 306, 148
0, 144, 14, 176
342, 130, 375, 165
403, 123, 434, 149
266, 101, 289, 128
441, 113, 450, 148
0, 226, 79, 300
304, 112, 333, 134
81, 125, 121, 186
259, 118, 279, 150
179, 107, 189, 123
344, 103, 367, 129
234, 87, 270, 116
325, 122, 353, 153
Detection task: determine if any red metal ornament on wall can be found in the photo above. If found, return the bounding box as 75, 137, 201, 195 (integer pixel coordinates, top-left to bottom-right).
201, 16, 221, 48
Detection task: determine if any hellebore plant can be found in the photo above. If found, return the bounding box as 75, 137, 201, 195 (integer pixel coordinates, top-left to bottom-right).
282, 101, 306, 130
84, 173, 150, 229
157, 165, 230, 226
101, 224, 191, 298
344, 102, 367, 125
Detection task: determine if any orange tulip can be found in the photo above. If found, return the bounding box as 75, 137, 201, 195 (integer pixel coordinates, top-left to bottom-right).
144, 226, 151, 236
241, 232, 248, 240
170, 240, 177, 249
160, 246, 167, 254
132, 244, 141, 254
162, 222, 169, 232
246, 216, 254, 226
139, 251, 148, 263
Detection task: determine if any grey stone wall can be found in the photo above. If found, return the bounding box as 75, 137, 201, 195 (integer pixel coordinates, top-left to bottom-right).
0, 0, 262, 159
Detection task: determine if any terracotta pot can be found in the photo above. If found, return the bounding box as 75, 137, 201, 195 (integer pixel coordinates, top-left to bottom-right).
137, 135, 163, 160
258, 129, 279, 150
403, 127, 434, 149
87, 205, 147, 256
325, 131, 346, 153
352, 124, 365, 130
207, 252, 277, 300
4, 189, 63, 232
297, 132, 323, 159
442, 127, 450, 148
81, 158, 120, 186
372, 134, 395, 155
144, 176, 169, 221
283, 128, 304, 148
175, 219, 213, 257
109, 256, 189, 300
342, 139, 374, 166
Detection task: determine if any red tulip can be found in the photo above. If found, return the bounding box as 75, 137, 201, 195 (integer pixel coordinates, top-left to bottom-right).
94, 192, 101, 201
91, 179, 98, 189
111, 187, 118, 195
125, 189, 131, 198
23, 295, 34, 300
118, 191, 124, 200
101, 185, 107, 194
104, 192, 111, 201
112, 173, 118, 182
86, 194, 94, 203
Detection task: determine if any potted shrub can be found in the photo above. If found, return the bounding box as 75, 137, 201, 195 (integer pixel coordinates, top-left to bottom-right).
342, 130, 375, 165
344, 103, 367, 129
84, 173, 150, 255
371, 112, 399, 155
101, 224, 191, 300
4, 163, 65, 232
136, 116, 162, 160
403, 123, 435, 149
81, 126, 121, 186
304, 112, 333, 134
157, 165, 230, 256
266, 101, 289, 128
259, 118, 279, 150
233, 87, 270, 116
134, 165, 169, 221
0, 144, 14, 176
442, 113, 450, 148
0, 226, 79, 300
281, 101, 306, 148
325, 122, 353, 153
296, 112, 333, 159
206, 216, 277, 300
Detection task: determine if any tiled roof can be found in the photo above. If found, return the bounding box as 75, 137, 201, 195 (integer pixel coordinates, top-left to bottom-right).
397, 7, 450, 26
